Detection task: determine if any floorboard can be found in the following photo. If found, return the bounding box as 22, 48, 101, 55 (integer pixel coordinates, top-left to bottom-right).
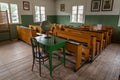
0, 40, 120, 80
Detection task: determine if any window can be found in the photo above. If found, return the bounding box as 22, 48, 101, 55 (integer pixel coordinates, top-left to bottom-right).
0, 2, 19, 24
34, 6, 45, 22
71, 5, 84, 23
10, 4, 19, 23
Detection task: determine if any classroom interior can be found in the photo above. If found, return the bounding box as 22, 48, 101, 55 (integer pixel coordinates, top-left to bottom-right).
0, 0, 120, 80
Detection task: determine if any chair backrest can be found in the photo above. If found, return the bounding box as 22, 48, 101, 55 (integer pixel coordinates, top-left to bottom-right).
31, 37, 40, 57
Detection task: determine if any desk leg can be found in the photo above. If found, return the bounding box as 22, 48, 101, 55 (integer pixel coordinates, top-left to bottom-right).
63, 46, 66, 66
49, 51, 53, 77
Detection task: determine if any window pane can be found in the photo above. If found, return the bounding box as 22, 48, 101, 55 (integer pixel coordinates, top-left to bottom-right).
41, 14, 45, 21
40, 6, 45, 22
72, 10, 77, 14
72, 14, 77, 22
41, 17, 45, 21
35, 17, 40, 22
41, 11, 45, 14
35, 6, 39, 11
78, 14, 83, 22
72, 6, 77, 11
78, 6, 83, 9
35, 6, 40, 14
72, 6, 77, 22
78, 6, 83, 14
41, 6, 45, 11
10, 4, 19, 23
35, 6, 40, 22
0, 2, 9, 11
78, 5, 84, 23
35, 15, 40, 22
78, 10, 83, 14
0, 2, 11, 23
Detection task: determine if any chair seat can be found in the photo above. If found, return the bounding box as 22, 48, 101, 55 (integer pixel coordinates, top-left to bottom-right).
35, 51, 48, 59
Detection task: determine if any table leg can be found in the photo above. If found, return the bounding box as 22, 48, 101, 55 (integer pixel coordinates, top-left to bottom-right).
49, 51, 53, 77
63, 46, 66, 66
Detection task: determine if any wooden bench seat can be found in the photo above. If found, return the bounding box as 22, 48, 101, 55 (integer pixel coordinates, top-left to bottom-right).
56, 29, 97, 61
65, 27, 105, 53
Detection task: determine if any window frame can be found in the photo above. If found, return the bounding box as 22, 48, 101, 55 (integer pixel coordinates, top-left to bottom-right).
0, 2, 20, 24
34, 5, 46, 22
71, 5, 85, 23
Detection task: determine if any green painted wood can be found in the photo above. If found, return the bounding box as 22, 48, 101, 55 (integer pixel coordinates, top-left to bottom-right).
35, 34, 66, 77
0, 15, 57, 41
85, 15, 119, 25
56, 15, 82, 27
35, 35, 66, 48
47, 15, 57, 23
1, 14, 120, 42
0, 24, 20, 41
85, 15, 120, 42
56, 15, 70, 24
21, 15, 34, 26
0, 33, 9, 40
56, 15, 120, 42
21, 15, 57, 26
10, 24, 20, 39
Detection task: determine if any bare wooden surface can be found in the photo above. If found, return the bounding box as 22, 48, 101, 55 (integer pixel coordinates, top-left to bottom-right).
0, 40, 120, 80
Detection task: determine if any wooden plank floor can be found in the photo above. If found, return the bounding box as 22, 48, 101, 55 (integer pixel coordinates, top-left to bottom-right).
0, 40, 120, 80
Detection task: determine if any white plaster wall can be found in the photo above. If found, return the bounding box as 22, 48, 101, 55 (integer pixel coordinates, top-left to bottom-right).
0, 0, 56, 15
86, 0, 120, 15
0, 0, 119, 16
56, 0, 120, 15
56, 0, 86, 15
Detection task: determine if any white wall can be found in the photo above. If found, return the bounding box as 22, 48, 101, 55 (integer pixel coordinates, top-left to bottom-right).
86, 0, 120, 15
56, 0, 86, 15
0, 0, 119, 16
56, 0, 120, 15
0, 0, 56, 15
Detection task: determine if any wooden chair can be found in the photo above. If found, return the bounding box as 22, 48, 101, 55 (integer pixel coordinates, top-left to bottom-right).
31, 37, 48, 76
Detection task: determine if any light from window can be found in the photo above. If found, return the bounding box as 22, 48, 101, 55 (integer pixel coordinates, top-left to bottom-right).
40, 6, 45, 21
0, 2, 10, 23
10, 4, 19, 23
34, 6, 45, 22
35, 6, 40, 22
72, 6, 77, 22
0, 2, 19, 24
71, 5, 84, 23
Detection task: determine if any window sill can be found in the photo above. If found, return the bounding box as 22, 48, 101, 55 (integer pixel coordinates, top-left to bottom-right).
70, 22, 84, 24
34, 21, 43, 23
0, 23, 21, 25
10, 23, 21, 25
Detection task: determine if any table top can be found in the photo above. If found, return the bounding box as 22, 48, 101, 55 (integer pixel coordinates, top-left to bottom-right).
35, 34, 67, 47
